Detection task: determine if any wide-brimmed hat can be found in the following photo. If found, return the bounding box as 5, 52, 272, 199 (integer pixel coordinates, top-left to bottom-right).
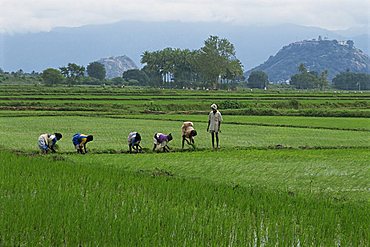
211, 104, 217, 110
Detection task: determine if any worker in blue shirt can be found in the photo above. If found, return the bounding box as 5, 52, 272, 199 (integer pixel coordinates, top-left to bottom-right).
72, 133, 93, 154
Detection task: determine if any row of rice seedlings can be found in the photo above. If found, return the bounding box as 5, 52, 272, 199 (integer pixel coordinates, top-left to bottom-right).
0, 150, 369, 245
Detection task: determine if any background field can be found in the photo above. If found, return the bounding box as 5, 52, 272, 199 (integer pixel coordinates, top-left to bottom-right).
1, 85, 370, 118
0, 85, 369, 245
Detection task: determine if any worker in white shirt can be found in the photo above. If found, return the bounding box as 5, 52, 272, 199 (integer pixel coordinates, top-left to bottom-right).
206, 104, 223, 150
38, 133, 63, 154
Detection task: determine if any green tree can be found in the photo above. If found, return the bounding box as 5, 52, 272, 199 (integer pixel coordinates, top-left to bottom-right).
333, 71, 352, 90
247, 71, 269, 89
141, 48, 197, 88
333, 71, 370, 90
317, 70, 329, 90
172, 49, 198, 88
42, 68, 64, 85
290, 73, 316, 89
60, 63, 85, 84
222, 59, 244, 84
122, 69, 150, 86
141, 65, 163, 87
196, 36, 243, 88
141, 50, 165, 86
298, 63, 307, 73
86, 62, 106, 80
140, 36, 243, 89
110, 77, 125, 85
290, 64, 328, 90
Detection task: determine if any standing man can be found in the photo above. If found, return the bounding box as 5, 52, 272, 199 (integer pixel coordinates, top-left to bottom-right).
207, 104, 223, 150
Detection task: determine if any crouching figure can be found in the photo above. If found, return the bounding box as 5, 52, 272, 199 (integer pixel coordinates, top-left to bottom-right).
38, 133, 63, 154
72, 133, 93, 154
128, 132, 142, 153
181, 121, 197, 149
153, 133, 173, 152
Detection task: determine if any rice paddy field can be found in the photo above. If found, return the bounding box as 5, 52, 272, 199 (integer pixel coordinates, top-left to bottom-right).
0, 85, 369, 245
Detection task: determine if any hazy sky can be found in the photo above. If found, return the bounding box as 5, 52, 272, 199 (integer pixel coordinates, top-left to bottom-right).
0, 0, 369, 33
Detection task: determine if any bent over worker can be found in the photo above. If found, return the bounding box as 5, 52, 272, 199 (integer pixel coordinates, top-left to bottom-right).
72, 133, 93, 154
181, 121, 197, 149
153, 133, 173, 152
38, 133, 63, 154
128, 132, 142, 153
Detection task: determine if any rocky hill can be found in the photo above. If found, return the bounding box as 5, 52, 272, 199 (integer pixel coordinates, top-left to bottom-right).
97, 55, 138, 79
246, 39, 370, 82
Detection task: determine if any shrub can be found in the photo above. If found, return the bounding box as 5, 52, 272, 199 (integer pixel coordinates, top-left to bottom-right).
219, 100, 243, 109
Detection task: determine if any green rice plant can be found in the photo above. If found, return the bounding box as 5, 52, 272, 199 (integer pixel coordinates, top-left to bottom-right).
0, 150, 369, 245
68, 148, 370, 201
1, 85, 369, 245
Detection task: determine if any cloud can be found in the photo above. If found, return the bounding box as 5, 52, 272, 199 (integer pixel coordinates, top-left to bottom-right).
0, 0, 369, 33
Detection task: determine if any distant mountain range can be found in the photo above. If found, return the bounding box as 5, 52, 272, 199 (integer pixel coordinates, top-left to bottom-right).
247, 39, 370, 82
0, 21, 368, 73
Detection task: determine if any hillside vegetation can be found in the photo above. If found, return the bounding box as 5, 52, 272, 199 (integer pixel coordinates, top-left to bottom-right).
248, 39, 370, 82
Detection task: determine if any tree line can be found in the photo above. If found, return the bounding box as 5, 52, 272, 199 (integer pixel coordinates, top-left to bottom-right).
247, 64, 370, 90
139, 35, 244, 89
37, 36, 245, 89
332, 70, 370, 90
41, 62, 106, 86
1, 35, 370, 90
